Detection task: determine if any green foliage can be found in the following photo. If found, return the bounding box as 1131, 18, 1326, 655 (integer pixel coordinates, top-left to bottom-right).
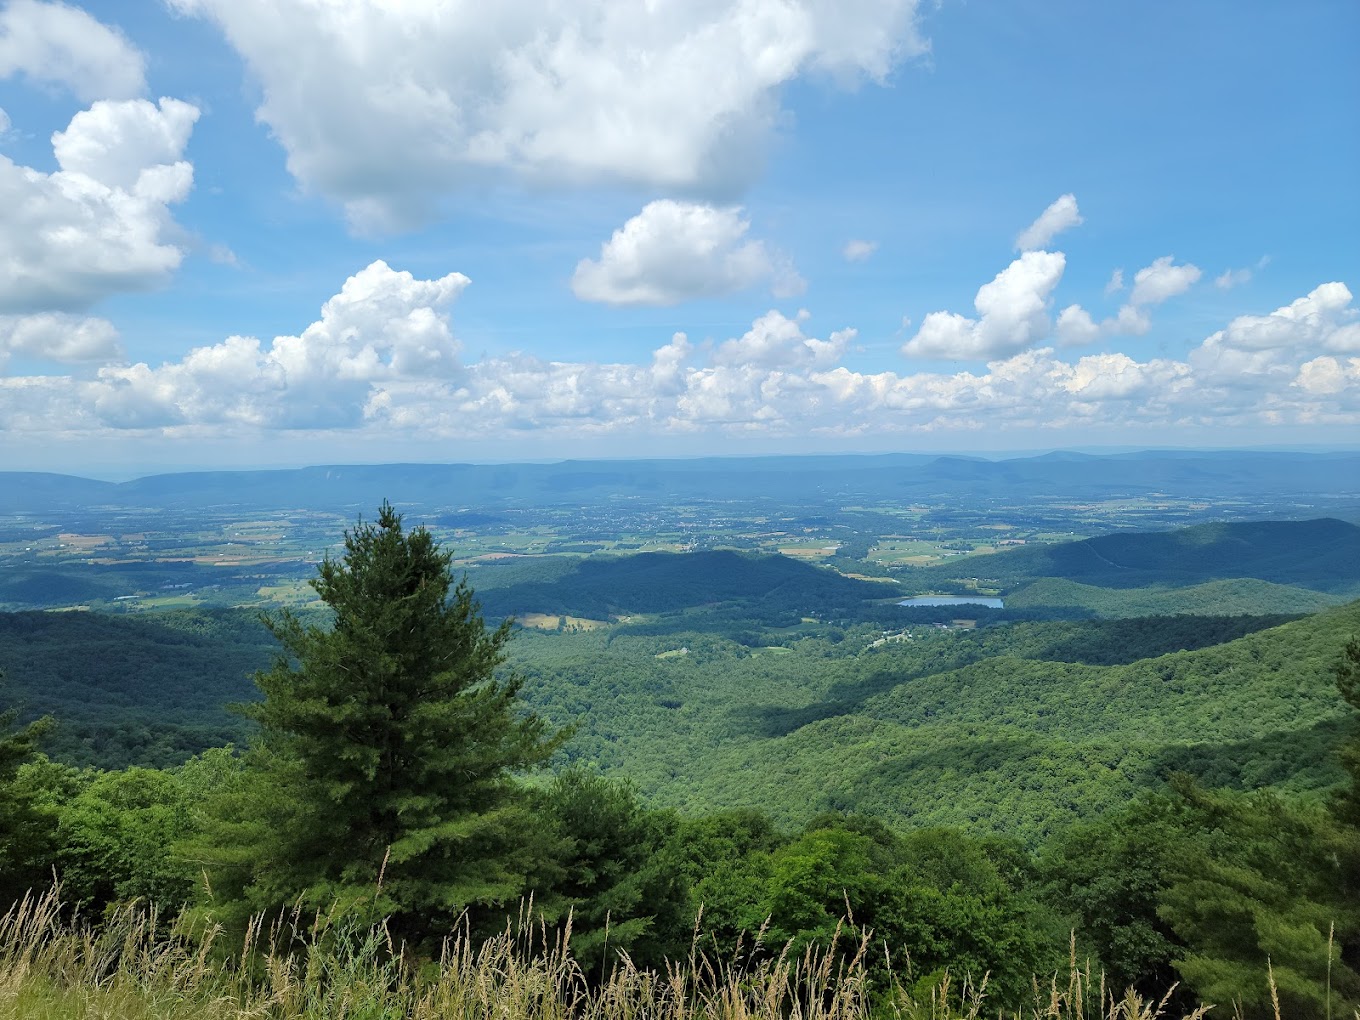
1331, 635, 1360, 1008
529, 770, 690, 971
512, 602, 1360, 841
759, 826, 881, 951
4, 595, 1354, 849
0, 609, 271, 767
3, 747, 243, 916
1041, 795, 1188, 1000
51, 766, 194, 909
990, 614, 1302, 665
199, 503, 564, 946
0, 680, 56, 908
674, 818, 1063, 1010
876, 828, 1061, 1004
670, 809, 785, 955
1157, 779, 1358, 1018
1339, 636, 1360, 714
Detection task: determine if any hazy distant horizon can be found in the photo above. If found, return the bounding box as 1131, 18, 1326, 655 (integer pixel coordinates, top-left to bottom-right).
13, 442, 1360, 486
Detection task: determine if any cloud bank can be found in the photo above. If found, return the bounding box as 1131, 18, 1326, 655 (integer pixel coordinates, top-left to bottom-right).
3, 263, 1356, 442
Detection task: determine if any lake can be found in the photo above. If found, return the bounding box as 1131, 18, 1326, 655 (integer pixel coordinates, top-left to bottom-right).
898, 595, 1005, 609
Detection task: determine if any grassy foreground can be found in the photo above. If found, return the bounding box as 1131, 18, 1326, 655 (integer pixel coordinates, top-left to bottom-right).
0, 892, 1235, 1020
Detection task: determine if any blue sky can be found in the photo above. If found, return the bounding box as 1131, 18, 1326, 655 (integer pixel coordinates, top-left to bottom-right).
0, 0, 1356, 476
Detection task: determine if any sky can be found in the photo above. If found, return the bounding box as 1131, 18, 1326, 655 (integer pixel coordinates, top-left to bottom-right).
0, 0, 1357, 477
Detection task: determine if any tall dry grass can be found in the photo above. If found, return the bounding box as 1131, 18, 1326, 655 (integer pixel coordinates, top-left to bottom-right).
0, 889, 1249, 1020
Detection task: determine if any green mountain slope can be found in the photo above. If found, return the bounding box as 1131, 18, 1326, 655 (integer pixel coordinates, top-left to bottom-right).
0, 609, 269, 766
1004, 577, 1349, 617
475, 550, 890, 619
908, 518, 1360, 602
517, 601, 1360, 842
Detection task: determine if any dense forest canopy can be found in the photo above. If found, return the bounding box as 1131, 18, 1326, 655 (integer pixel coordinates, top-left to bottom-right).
1, 498, 1358, 1016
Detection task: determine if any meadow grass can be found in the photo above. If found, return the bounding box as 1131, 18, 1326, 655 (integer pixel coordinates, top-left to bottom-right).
0, 889, 1279, 1020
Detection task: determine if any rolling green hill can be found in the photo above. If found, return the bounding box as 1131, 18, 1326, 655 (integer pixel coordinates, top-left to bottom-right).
1004, 576, 1349, 617
515, 600, 1360, 842
917, 517, 1360, 592
475, 549, 890, 620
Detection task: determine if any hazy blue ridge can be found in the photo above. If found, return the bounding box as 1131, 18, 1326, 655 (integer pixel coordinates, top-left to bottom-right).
3, 449, 1359, 512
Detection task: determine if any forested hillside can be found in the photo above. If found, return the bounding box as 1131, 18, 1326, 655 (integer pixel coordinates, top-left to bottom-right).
912, 517, 1360, 596
516, 601, 1360, 840
474, 549, 889, 620
0, 610, 269, 765
1004, 576, 1349, 617
2, 506, 1358, 1018
3, 540, 1355, 838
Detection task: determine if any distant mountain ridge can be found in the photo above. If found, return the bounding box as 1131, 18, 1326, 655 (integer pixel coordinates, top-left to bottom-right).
2, 449, 1358, 511
920, 517, 1360, 596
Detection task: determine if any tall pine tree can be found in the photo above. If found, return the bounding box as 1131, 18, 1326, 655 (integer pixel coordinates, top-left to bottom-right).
199, 502, 563, 944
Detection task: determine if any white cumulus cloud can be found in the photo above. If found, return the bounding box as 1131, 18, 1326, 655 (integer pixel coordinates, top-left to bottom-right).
1128, 255, 1201, 306
1055, 352, 1189, 402
93, 261, 469, 429
0, 0, 146, 101
0, 97, 199, 313
168, 0, 928, 231
1182, 280, 1360, 405
1215, 282, 1356, 352
1015, 194, 1082, 252
0, 313, 120, 364
1294, 356, 1360, 397
712, 310, 853, 369
572, 201, 801, 306
1054, 304, 1101, 347
1056, 256, 1200, 348
842, 239, 878, 262
903, 251, 1066, 359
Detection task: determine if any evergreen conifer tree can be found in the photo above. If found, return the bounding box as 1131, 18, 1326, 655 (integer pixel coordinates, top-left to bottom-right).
201, 502, 563, 944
